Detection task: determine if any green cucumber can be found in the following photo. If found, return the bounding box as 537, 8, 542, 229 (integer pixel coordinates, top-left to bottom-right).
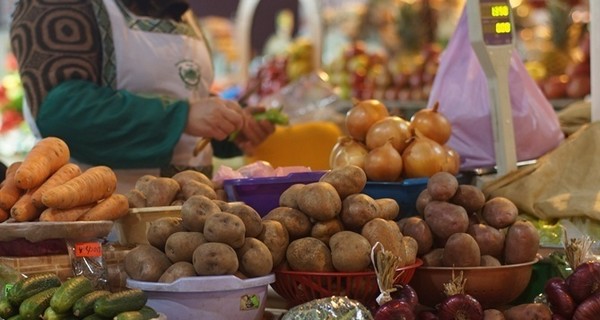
93, 289, 147, 318
113, 307, 159, 320
0, 296, 17, 319
81, 314, 110, 320
72, 290, 111, 318
50, 276, 94, 314
18, 287, 58, 320
7, 314, 23, 320
7, 273, 61, 305
138, 306, 159, 319
42, 306, 78, 320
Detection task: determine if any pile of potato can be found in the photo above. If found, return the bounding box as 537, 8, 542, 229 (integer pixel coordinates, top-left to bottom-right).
124, 191, 274, 282
264, 165, 418, 273
399, 171, 540, 267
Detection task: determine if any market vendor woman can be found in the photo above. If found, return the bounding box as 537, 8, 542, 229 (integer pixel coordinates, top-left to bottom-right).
10, 0, 275, 192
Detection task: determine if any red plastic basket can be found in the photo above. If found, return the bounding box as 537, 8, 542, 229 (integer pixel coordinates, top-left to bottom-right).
271, 258, 423, 309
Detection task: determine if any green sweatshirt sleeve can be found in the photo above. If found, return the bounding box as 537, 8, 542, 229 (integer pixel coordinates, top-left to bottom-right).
36, 80, 189, 169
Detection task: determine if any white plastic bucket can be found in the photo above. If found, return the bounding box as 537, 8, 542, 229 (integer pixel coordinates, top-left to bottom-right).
127, 274, 276, 320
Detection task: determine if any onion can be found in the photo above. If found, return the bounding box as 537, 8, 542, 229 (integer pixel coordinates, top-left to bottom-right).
410, 101, 452, 145
573, 291, 600, 320
418, 310, 439, 320
391, 284, 419, 310
544, 277, 576, 318
437, 294, 483, 320
366, 116, 412, 153
374, 300, 415, 320
346, 99, 390, 141
402, 131, 446, 178
329, 136, 368, 169
442, 145, 461, 175
364, 141, 403, 181
566, 261, 600, 303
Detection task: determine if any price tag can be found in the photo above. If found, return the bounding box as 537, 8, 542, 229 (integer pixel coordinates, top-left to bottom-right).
74, 242, 103, 258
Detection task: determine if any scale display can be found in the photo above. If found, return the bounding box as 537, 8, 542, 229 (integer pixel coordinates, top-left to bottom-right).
480, 0, 513, 45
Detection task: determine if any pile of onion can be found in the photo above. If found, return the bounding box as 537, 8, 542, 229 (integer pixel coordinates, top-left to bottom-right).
543, 236, 600, 320
331, 99, 460, 181
418, 271, 484, 320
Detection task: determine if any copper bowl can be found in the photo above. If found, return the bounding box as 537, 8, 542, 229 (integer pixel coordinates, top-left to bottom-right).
409, 259, 538, 309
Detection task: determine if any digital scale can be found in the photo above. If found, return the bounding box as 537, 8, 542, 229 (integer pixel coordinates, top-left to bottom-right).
467, 0, 517, 176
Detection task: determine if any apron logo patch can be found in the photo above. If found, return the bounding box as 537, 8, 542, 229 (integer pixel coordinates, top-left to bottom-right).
176, 60, 201, 89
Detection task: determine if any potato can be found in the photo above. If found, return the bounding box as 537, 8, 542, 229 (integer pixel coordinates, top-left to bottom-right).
443, 233, 480, 267
467, 223, 505, 260
180, 195, 221, 232
483, 309, 505, 320
263, 207, 311, 240
192, 242, 239, 275
147, 216, 185, 251
319, 165, 367, 199
503, 303, 551, 320
421, 248, 444, 266
125, 189, 146, 208
180, 180, 217, 200
296, 182, 342, 221
504, 220, 539, 264
144, 177, 181, 207
213, 199, 231, 212
423, 201, 469, 244
481, 197, 518, 229
450, 185, 486, 213
158, 261, 197, 283
427, 172, 459, 201
401, 236, 418, 266
340, 193, 379, 231
375, 198, 399, 220
226, 202, 263, 238
286, 237, 334, 272
311, 218, 344, 244
480, 255, 501, 267
329, 231, 372, 272
279, 183, 305, 209
134, 175, 157, 196
124, 244, 172, 282
203, 212, 246, 249
257, 220, 289, 267
399, 216, 433, 256
164, 231, 207, 263
236, 237, 273, 277
361, 218, 405, 262
415, 189, 432, 217
172, 169, 214, 189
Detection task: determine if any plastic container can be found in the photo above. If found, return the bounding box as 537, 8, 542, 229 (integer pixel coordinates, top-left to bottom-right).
114, 206, 181, 245
127, 274, 275, 320
271, 259, 423, 310
223, 171, 327, 216
361, 178, 428, 218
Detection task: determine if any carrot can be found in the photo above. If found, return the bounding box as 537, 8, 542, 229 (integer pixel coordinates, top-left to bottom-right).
14, 137, 70, 190
0, 162, 24, 210
78, 193, 129, 221
39, 203, 96, 222
31, 163, 82, 209
10, 189, 43, 222
0, 207, 8, 222
41, 165, 117, 209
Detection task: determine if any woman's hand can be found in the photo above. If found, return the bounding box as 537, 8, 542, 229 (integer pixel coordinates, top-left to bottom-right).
234, 106, 276, 155
185, 97, 245, 140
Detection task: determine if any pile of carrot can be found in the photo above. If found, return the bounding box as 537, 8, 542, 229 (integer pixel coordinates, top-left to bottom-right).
0, 137, 129, 223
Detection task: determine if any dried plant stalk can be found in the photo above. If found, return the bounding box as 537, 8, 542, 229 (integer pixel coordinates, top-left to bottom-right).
563, 229, 593, 270
443, 270, 466, 296
371, 242, 401, 306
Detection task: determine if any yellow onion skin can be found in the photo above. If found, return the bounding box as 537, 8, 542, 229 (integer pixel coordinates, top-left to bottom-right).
366, 116, 412, 153
410, 101, 452, 145
401, 134, 446, 179
345, 99, 390, 142
329, 136, 368, 169
364, 141, 403, 181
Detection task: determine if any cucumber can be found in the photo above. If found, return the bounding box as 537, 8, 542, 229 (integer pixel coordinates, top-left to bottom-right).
0, 297, 17, 319
7, 273, 61, 305
81, 314, 110, 320
113, 311, 145, 320
72, 290, 111, 318
50, 275, 94, 314
42, 306, 78, 320
138, 306, 159, 319
18, 287, 58, 320
7, 314, 23, 320
93, 289, 147, 318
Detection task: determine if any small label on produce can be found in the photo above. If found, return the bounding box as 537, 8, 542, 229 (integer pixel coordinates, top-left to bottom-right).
239, 294, 260, 310
74, 242, 103, 257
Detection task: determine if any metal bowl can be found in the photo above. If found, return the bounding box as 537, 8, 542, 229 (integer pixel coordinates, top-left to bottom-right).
409, 259, 538, 309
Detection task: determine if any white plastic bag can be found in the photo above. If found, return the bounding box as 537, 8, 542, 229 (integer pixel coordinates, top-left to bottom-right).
428, 8, 564, 170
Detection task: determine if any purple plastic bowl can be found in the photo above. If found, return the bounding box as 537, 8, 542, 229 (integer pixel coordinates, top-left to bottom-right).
222, 171, 327, 216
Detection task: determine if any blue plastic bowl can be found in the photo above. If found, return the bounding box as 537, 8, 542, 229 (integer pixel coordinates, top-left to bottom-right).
223, 171, 327, 217
361, 177, 429, 219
